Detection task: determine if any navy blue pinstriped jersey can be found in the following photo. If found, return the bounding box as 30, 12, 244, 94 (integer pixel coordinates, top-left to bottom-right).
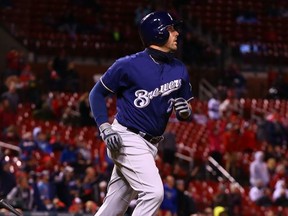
100, 49, 193, 136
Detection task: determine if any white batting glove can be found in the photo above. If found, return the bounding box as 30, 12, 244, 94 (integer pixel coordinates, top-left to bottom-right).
174, 97, 192, 119
99, 123, 123, 151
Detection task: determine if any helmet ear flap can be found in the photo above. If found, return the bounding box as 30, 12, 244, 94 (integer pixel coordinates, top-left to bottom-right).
154, 27, 170, 46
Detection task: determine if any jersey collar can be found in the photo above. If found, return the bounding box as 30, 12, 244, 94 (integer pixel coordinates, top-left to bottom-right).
146, 48, 175, 64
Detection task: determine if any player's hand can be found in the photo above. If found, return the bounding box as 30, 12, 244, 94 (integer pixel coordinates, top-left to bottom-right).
174, 97, 192, 119
99, 123, 123, 151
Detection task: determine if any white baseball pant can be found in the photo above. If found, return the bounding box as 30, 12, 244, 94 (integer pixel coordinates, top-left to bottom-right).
94, 120, 164, 216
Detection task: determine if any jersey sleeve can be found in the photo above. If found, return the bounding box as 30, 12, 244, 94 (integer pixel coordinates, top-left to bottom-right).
100, 59, 128, 93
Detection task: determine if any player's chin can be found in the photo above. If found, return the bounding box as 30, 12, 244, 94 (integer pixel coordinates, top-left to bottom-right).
170, 45, 178, 52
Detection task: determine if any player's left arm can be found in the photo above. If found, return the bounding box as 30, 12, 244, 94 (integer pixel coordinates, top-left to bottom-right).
89, 81, 111, 127
89, 81, 123, 151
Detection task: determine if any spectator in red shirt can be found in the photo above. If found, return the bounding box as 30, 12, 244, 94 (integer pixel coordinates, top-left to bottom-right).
222, 123, 242, 177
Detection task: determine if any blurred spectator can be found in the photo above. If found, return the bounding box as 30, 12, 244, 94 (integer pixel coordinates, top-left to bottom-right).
272, 180, 288, 207
269, 163, 288, 190
18, 64, 40, 103
74, 137, 92, 171
53, 49, 68, 88
7, 172, 34, 211
213, 183, 229, 211
0, 158, 17, 198
52, 197, 66, 212
207, 121, 224, 166
227, 183, 242, 216
264, 112, 287, 147
84, 200, 98, 214
175, 179, 197, 216
208, 92, 221, 120
79, 166, 96, 202
95, 181, 107, 206
33, 93, 58, 121
2, 125, 20, 144
249, 151, 270, 187
61, 103, 80, 126
249, 179, 273, 207
78, 92, 95, 126
266, 157, 277, 177
219, 89, 240, 118
192, 105, 208, 125
49, 132, 65, 158
68, 197, 84, 214
54, 166, 78, 208
225, 64, 247, 99
240, 121, 259, 152
160, 175, 178, 216
65, 61, 80, 92
0, 97, 17, 138
1, 77, 19, 113
19, 131, 38, 160
44, 60, 62, 92
33, 127, 52, 154
5, 48, 20, 77
49, 92, 65, 119
159, 131, 177, 166
36, 170, 54, 203
222, 121, 242, 177
60, 142, 78, 165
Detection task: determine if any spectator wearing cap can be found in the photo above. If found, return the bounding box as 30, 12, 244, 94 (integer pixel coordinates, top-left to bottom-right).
33, 127, 52, 154
69, 197, 83, 214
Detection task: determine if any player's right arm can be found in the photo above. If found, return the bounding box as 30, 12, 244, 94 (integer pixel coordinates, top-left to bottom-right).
89, 81, 122, 151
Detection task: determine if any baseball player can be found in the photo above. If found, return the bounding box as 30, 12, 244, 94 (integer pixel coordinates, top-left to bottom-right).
89, 11, 193, 216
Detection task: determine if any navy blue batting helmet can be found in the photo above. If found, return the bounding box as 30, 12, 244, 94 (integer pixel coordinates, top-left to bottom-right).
139, 11, 182, 47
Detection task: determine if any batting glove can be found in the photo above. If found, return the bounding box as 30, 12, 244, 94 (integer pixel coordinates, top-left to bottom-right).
99, 123, 123, 151
174, 97, 192, 120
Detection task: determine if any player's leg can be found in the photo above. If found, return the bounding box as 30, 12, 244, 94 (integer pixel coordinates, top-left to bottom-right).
122, 149, 164, 216
112, 121, 164, 216
94, 165, 137, 216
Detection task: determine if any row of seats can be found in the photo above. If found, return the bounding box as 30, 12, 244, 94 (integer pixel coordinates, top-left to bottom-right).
0, 0, 144, 58
186, 0, 288, 63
